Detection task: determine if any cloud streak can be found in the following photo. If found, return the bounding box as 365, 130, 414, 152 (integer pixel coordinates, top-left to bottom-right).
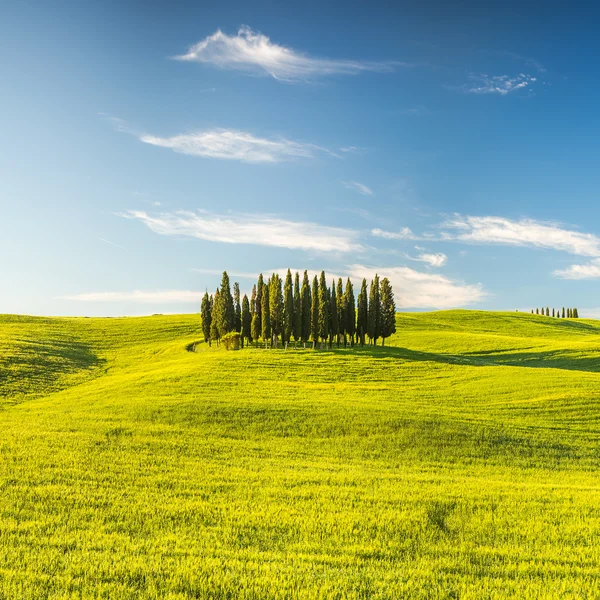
174, 26, 399, 82
460, 73, 537, 95
412, 252, 447, 267
140, 128, 335, 164
61, 290, 202, 303
348, 264, 485, 309
121, 209, 361, 253
342, 180, 373, 196
442, 216, 600, 257
372, 227, 417, 240
554, 260, 600, 280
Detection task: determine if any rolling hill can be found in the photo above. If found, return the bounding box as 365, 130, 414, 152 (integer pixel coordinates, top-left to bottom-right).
1, 310, 600, 599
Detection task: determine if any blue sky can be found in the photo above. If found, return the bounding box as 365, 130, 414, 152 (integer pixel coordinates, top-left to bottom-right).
3, 0, 600, 316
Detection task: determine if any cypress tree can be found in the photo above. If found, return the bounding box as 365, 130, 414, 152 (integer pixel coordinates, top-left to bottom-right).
380, 277, 396, 346
330, 279, 339, 348
311, 275, 319, 347
574, 308, 579, 318
552, 308, 555, 317
241, 294, 251, 346
336, 278, 345, 347
562, 307, 565, 318
536, 308, 539, 315
218, 272, 235, 336
368, 275, 381, 345
201, 292, 212, 345
283, 269, 294, 345
546, 307, 550, 317
301, 271, 312, 343
261, 281, 271, 342
233, 282, 242, 333
567, 308, 571, 318
255, 274, 264, 335
210, 290, 221, 345
357, 278, 368, 345
270, 274, 283, 347
251, 284, 257, 315
345, 278, 356, 347
318, 271, 330, 345
293, 272, 302, 343
251, 313, 260, 345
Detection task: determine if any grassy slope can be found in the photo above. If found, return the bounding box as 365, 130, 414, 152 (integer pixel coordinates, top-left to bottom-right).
1, 311, 600, 599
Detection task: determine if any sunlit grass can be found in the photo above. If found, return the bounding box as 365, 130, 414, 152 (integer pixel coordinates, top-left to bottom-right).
1, 310, 600, 598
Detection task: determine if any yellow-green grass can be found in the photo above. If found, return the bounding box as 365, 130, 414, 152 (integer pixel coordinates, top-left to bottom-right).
1, 310, 600, 599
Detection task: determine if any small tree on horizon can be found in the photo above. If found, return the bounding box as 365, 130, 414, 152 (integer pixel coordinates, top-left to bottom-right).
562, 307, 566, 318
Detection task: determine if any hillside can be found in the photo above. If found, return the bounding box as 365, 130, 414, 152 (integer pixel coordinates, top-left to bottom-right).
1, 310, 600, 598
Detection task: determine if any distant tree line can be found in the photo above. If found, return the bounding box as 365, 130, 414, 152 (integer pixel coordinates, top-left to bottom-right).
531, 307, 579, 318
200, 270, 396, 349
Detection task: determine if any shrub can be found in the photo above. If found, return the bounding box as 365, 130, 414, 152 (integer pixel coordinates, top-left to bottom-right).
221, 332, 241, 351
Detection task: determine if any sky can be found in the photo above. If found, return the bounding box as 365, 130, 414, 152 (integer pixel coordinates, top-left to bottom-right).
3, 0, 600, 317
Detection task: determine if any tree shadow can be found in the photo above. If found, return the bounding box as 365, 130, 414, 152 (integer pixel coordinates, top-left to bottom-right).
330, 345, 600, 373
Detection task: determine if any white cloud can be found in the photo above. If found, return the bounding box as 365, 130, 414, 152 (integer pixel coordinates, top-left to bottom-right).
342, 180, 373, 196
121, 209, 361, 253
442, 216, 600, 257
61, 290, 202, 303
372, 227, 417, 240
192, 268, 258, 279
554, 259, 600, 280
140, 128, 334, 164
461, 73, 537, 95
347, 264, 485, 309
414, 252, 447, 267
174, 26, 399, 82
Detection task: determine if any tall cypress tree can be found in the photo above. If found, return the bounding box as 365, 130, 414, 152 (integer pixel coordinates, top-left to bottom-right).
302, 271, 312, 343
270, 274, 283, 347
536, 308, 539, 315
546, 307, 550, 317
283, 269, 294, 344
251, 284, 257, 316
357, 278, 368, 345
201, 292, 212, 345
318, 271, 330, 344
210, 289, 221, 344
261, 281, 271, 342
241, 294, 251, 346
345, 278, 356, 347
311, 275, 319, 346
380, 277, 396, 346
251, 313, 260, 345
574, 308, 579, 318
255, 274, 264, 335
336, 278, 345, 347
217, 272, 235, 336
233, 282, 242, 333
552, 308, 555, 317
293, 272, 302, 343
367, 275, 381, 345
562, 307, 565, 318
330, 279, 339, 348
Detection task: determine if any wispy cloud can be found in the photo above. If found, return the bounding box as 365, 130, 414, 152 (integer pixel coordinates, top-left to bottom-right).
61, 290, 202, 303
503, 52, 547, 73
341, 180, 373, 196
348, 264, 485, 309
192, 268, 258, 279
372, 227, 417, 240
121, 209, 361, 253
411, 252, 447, 267
98, 237, 127, 251
460, 73, 537, 95
174, 26, 400, 82
140, 128, 336, 164
339, 146, 368, 154
554, 259, 600, 280
442, 215, 600, 257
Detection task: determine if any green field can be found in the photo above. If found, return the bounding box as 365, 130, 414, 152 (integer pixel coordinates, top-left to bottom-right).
1, 310, 600, 599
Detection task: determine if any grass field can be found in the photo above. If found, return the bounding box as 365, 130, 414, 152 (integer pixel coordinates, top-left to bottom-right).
1, 310, 600, 599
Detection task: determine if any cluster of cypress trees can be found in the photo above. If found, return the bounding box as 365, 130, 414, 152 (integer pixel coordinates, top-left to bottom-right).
200, 270, 397, 348
531, 307, 579, 318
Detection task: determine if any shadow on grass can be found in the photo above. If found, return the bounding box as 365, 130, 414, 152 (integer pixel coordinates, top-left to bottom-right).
324, 345, 600, 373
0, 337, 105, 400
